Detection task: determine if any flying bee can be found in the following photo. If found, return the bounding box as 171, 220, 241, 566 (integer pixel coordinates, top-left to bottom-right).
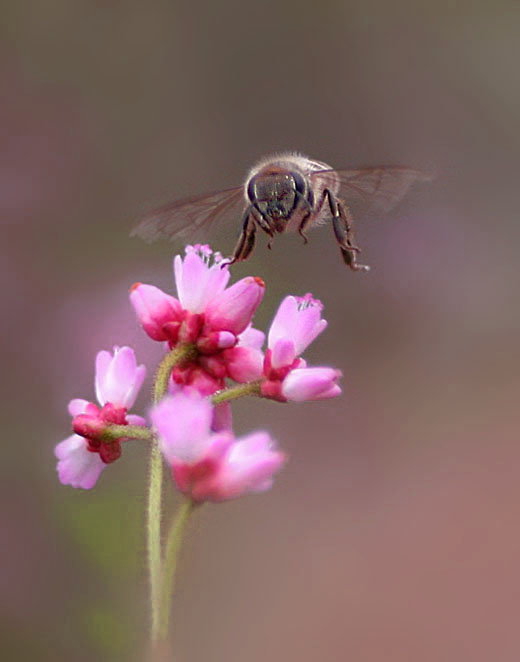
132, 152, 430, 271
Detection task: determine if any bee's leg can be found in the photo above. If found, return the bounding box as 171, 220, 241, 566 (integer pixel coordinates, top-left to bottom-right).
295, 193, 313, 244
297, 210, 312, 244
252, 210, 274, 244
224, 214, 257, 267
325, 190, 370, 272
251, 207, 275, 250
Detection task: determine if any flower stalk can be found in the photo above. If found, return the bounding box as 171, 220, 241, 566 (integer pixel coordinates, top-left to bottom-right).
158, 499, 197, 640
148, 344, 197, 642
102, 424, 152, 441
212, 381, 262, 404
153, 344, 197, 404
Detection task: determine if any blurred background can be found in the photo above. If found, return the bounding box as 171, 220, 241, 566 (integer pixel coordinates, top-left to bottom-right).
2, 0, 520, 660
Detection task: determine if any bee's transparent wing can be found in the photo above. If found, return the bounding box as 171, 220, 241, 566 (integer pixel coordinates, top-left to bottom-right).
132, 186, 245, 242
313, 166, 432, 214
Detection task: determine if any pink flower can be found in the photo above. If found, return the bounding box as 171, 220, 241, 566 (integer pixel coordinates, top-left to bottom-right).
55, 346, 146, 489
94, 346, 146, 410
174, 244, 229, 313
204, 276, 266, 336
131, 245, 264, 346
260, 294, 342, 402
221, 323, 265, 382
222, 345, 264, 383
129, 284, 183, 342
267, 294, 327, 368
55, 434, 106, 489
151, 391, 285, 503
280, 367, 342, 401
130, 245, 265, 395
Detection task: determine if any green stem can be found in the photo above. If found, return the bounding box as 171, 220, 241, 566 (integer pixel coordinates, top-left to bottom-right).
147, 443, 164, 642
102, 424, 152, 441
152, 380, 260, 641
153, 344, 197, 404
148, 344, 197, 643
158, 499, 197, 640
212, 381, 262, 405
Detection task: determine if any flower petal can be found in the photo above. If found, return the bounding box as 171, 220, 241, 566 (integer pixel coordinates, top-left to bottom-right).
211, 402, 232, 432
207, 431, 286, 502
151, 391, 213, 464
126, 414, 147, 426
223, 346, 264, 382
270, 338, 296, 370
68, 398, 90, 417
205, 276, 265, 335
238, 325, 265, 350
268, 295, 327, 356
95, 346, 146, 408
95, 350, 112, 404
130, 283, 182, 341
174, 248, 230, 312
172, 433, 233, 499
55, 435, 105, 489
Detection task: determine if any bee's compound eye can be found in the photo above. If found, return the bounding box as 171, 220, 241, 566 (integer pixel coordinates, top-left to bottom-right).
292, 171, 306, 196
247, 176, 257, 203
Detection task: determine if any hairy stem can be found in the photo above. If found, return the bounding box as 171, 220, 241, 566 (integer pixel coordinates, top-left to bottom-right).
103, 424, 152, 441
153, 344, 197, 404
212, 381, 262, 405
148, 344, 197, 642
158, 499, 197, 640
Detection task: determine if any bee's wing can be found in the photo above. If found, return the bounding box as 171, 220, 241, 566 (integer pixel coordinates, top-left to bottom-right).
313, 166, 432, 214
132, 186, 245, 242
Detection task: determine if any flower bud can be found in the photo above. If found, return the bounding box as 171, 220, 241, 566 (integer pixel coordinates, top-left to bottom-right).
73, 412, 107, 440
130, 283, 183, 341
197, 331, 237, 354
281, 367, 342, 402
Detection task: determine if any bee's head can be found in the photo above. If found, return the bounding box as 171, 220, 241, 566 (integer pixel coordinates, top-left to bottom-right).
247, 171, 305, 225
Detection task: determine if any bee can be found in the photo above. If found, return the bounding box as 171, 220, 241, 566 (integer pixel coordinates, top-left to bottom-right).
132, 152, 430, 271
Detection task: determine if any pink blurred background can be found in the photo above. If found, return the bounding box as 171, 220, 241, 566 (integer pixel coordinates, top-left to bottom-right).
2, 1, 520, 660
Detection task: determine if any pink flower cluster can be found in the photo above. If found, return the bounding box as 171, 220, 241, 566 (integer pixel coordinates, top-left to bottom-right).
55, 244, 342, 501
152, 391, 285, 502
55, 347, 146, 489
130, 246, 265, 395
131, 245, 341, 402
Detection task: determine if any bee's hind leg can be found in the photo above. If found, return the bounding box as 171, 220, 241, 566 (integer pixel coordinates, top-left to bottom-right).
223, 213, 257, 267
325, 190, 370, 272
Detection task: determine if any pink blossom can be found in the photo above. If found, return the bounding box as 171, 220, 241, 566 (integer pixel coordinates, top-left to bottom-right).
222, 345, 264, 383
151, 391, 285, 503
130, 245, 265, 395
281, 367, 342, 401
55, 434, 106, 489
55, 346, 146, 489
95, 346, 146, 409
261, 294, 342, 402
238, 324, 265, 350
221, 323, 265, 382
173, 244, 229, 313
205, 276, 266, 335
129, 284, 183, 341
267, 294, 327, 368
168, 382, 233, 432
